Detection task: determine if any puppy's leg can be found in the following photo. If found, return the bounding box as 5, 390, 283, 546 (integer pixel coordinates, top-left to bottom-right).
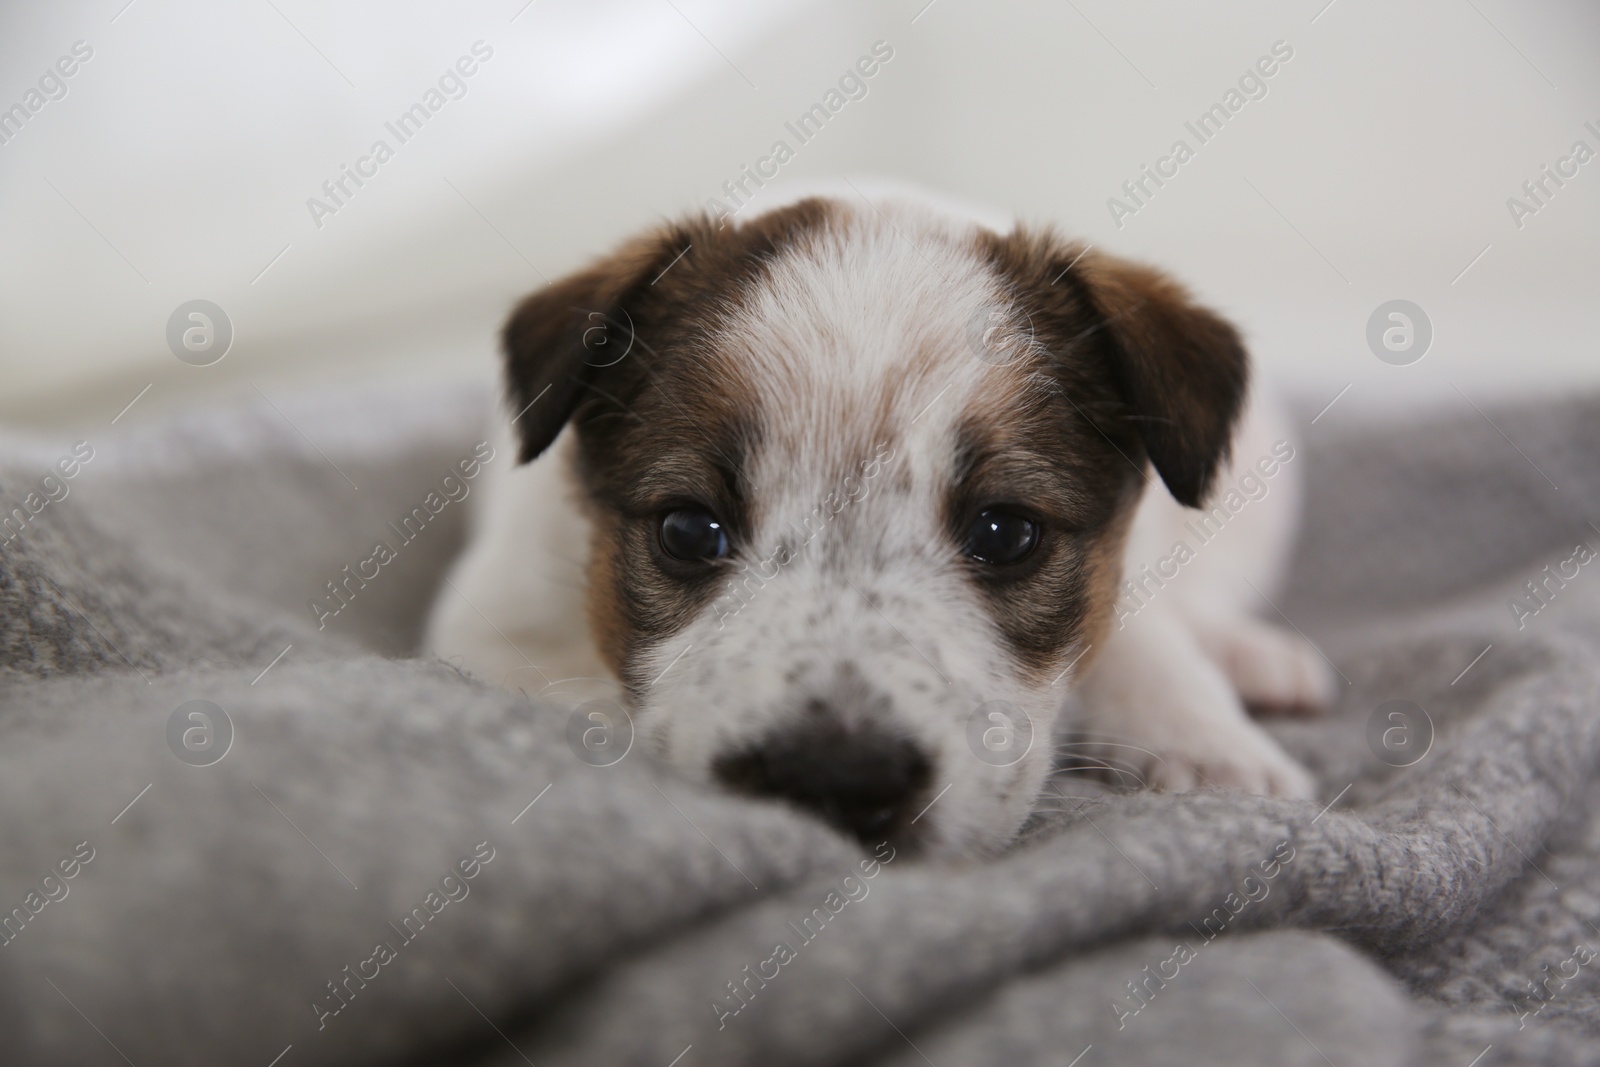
1129, 386, 1335, 717
425, 427, 613, 696
1075, 605, 1315, 798
1187, 612, 1335, 714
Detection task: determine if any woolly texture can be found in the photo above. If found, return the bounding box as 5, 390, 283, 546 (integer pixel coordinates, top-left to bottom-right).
1, 383, 1598, 1066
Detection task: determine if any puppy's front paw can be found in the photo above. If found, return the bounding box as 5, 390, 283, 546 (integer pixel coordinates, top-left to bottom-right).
1209, 616, 1337, 715
1144, 722, 1315, 800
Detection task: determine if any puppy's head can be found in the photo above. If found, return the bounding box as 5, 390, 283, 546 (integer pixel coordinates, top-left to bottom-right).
503, 197, 1247, 858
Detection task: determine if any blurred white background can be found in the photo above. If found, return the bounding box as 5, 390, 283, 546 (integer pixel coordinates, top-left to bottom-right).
1, 0, 1596, 432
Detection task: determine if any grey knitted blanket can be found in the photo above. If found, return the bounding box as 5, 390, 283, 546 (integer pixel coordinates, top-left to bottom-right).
4, 381, 1600, 1067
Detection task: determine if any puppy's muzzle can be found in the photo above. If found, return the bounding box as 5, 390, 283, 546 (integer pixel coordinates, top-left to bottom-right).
712, 715, 932, 846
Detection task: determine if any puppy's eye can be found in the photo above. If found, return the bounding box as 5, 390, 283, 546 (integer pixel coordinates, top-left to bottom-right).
659, 508, 730, 562
963, 508, 1040, 565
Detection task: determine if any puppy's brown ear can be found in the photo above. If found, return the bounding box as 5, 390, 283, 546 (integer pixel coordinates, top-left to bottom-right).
1074, 251, 1250, 507
503, 199, 835, 464
501, 227, 688, 464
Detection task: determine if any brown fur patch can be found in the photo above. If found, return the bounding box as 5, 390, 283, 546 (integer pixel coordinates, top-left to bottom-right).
946, 405, 1142, 683
500, 199, 841, 694
977, 227, 1250, 507
966, 225, 1252, 677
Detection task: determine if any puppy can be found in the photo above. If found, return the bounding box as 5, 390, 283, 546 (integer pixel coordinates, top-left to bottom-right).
426, 190, 1331, 859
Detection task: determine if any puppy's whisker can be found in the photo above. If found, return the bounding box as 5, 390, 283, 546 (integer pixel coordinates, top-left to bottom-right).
1055, 758, 1147, 788
1058, 743, 1145, 759
1057, 754, 1144, 777
1054, 739, 1170, 768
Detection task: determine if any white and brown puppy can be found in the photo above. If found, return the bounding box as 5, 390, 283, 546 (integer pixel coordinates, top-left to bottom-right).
426, 191, 1331, 858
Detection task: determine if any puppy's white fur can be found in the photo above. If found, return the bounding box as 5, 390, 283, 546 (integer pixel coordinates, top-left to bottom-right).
427, 190, 1329, 857
1077, 393, 1327, 800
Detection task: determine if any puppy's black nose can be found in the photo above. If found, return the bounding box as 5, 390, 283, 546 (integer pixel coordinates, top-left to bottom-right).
712, 720, 932, 844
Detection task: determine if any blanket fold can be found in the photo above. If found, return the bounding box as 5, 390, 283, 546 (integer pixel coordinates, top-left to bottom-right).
3, 384, 1599, 1066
